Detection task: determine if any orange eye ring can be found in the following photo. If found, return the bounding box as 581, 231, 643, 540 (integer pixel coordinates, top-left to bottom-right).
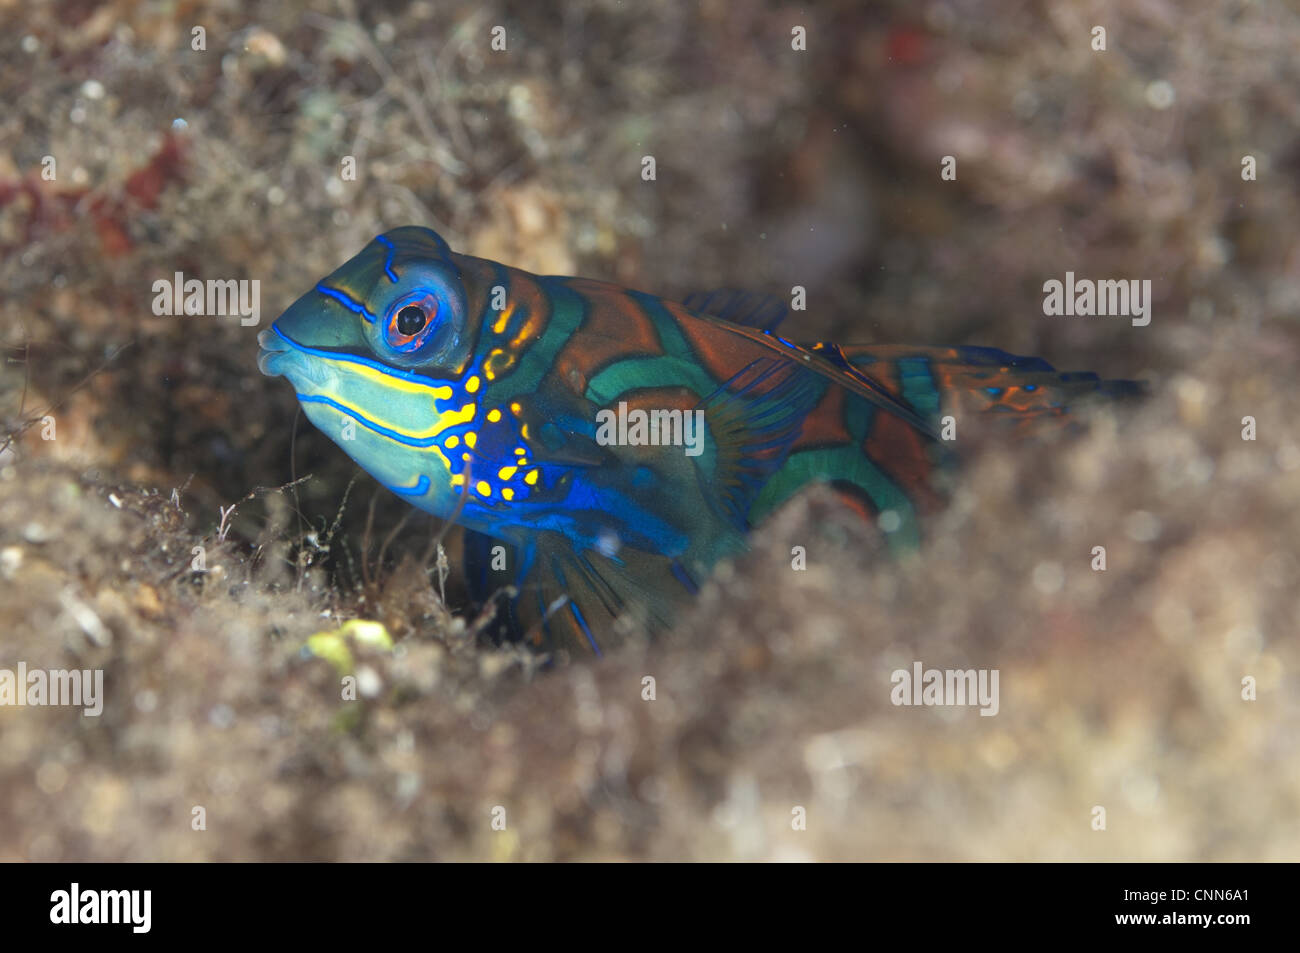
384, 293, 440, 352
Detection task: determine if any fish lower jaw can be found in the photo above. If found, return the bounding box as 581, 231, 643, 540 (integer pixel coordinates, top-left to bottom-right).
256, 347, 288, 377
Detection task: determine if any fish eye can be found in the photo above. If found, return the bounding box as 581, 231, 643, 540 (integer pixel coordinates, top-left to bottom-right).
396, 305, 427, 335
383, 292, 441, 352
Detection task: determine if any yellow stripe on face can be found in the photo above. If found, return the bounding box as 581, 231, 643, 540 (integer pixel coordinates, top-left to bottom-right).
317, 366, 472, 442
327, 359, 454, 400
304, 396, 455, 472
307, 360, 481, 479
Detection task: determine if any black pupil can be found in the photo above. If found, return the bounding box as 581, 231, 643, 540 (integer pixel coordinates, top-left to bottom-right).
396, 305, 427, 336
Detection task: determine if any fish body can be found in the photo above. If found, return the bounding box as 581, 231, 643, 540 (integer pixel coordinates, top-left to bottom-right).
260, 227, 1137, 653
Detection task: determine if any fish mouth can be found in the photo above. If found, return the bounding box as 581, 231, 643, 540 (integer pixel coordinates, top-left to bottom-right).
257, 327, 291, 377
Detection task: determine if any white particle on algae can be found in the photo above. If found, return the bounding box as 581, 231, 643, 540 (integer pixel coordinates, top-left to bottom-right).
1172, 375, 1208, 423
356, 665, 382, 698
81, 80, 105, 100
23, 522, 51, 543
60, 589, 110, 645
0, 546, 22, 579
1122, 771, 1161, 814
134, 689, 158, 713
1032, 560, 1064, 595
1145, 80, 1176, 110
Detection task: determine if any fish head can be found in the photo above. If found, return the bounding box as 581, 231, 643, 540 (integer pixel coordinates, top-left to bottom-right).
258, 227, 487, 516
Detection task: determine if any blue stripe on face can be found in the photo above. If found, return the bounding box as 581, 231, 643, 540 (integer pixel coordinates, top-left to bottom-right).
316, 282, 378, 323
387, 474, 431, 496
269, 325, 452, 390
374, 235, 400, 283
296, 393, 450, 448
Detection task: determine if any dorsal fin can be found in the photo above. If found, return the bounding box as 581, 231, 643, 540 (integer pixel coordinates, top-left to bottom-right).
681, 288, 790, 332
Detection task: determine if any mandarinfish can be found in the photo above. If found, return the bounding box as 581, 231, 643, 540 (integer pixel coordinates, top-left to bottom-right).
259, 227, 1140, 655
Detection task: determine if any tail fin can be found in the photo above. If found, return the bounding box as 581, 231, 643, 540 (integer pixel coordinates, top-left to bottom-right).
827, 344, 1144, 432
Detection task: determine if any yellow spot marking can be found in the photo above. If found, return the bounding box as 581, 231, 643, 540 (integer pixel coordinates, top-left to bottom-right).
510, 307, 544, 349
515, 446, 526, 456
451, 474, 465, 487
309, 387, 469, 443
485, 348, 516, 381
465, 375, 481, 394
445, 434, 460, 449
510, 401, 522, 415
501, 487, 514, 501
308, 395, 458, 474
487, 408, 502, 423
465, 431, 477, 448
498, 466, 517, 481
492, 303, 514, 335
525, 469, 539, 486
476, 480, 491, 497
520, 424, 530, 440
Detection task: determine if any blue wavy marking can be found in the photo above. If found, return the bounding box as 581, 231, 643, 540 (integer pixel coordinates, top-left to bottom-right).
386, 474, 431, 497
374, 235, 399, 283
296, 393, 450, 448
270, 325, 459, 392
316, 282, 377, 323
